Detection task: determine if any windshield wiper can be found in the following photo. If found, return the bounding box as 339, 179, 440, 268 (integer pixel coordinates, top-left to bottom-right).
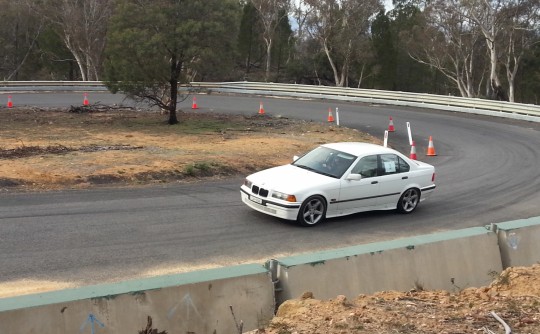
294, 164, 336, 178
294, 164, 316, 172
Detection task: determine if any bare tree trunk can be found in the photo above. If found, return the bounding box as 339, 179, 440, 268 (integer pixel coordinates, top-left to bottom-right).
251, 0, 289, 82
265, 37, 273, 81
338, 40, 353, 87
168, 57, 181, 125
487, 36, 503, 99
357, 63, 365, 88
323, 41, 342, 87
63, 34, 88, 81
505, 41, 518, 103
338, 65, 347, 87
169, 79, 179, 125
304, 0, 379, 88
321, 53, 352, 87
467, 2, 506, 100
28, 0, 112, 81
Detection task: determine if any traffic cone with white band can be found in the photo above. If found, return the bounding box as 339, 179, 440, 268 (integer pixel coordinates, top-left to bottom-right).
410, 141, 417, 160
426, 136, 437, 156
388, 116, 395, 132
327, 108, 335, 122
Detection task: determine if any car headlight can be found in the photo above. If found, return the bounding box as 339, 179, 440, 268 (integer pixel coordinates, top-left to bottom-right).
244, 179, 253, 188
272, 191, 297, 202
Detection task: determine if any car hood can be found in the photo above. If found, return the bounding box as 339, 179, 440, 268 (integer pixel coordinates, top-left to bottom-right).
247, 164, 336, 193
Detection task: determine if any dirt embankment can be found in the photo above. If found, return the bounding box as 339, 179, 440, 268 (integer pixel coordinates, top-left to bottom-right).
0, 106, 378, 191
254, 264, 540, 334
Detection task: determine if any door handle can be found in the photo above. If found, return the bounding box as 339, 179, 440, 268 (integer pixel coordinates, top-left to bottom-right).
402, 176, 408, 179
371, 181, 378, 184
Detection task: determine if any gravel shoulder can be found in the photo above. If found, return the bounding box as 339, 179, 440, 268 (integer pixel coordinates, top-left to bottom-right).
0, 106, 378, 191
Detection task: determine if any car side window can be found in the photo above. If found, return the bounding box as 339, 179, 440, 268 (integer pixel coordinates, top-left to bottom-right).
398, 156, 410, 172
351, 155, 378, 178
380, 154, 410, 175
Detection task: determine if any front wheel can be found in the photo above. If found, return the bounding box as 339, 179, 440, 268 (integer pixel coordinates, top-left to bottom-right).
297, 195, 326, 226
397, 188, 420, 213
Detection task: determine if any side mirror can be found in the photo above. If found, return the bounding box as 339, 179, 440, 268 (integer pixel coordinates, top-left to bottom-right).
293, 155, 299, 162
346, 173, 362, 181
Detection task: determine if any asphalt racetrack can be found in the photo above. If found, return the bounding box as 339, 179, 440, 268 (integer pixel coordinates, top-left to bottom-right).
0, 91, 539, 290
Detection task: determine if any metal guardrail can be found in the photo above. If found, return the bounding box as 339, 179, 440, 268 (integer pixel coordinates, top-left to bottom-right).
1, 80, 539, 122
0, 81, 107, 92
188, 81, 540, 123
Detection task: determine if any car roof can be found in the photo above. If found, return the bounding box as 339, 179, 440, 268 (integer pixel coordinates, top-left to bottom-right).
321, 142, 398, 157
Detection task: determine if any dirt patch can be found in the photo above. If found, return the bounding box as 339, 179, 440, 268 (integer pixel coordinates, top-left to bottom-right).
251, 264, 540, 333
0, 106, 378, 191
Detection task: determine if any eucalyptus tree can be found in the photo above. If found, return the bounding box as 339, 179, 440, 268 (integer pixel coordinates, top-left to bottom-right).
27, 0, 113, 81
497, 0, 540, 101
407, 0, 486, 97
371, 10, 396, 89
272, 8, 295, 80
0, 0, 43, 80
286, 2, 322, 84
458, 0, 539, 101
303, 0, 383, 87
238, 1, 266, 77
104, 0, 240, 125
517, 41, 540, 103
250, 0, 290, 81
460, 0, 509, 99
35, 27, 78, 80
385, 0, 437, 93
291, 0, 312, 42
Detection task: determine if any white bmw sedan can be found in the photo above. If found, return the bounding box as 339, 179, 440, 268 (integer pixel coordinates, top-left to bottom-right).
240, 142, 436, 226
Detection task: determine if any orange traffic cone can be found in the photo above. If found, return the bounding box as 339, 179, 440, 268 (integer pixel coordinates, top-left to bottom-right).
191, 96, 198, 109
388, 116, 395, 132
83, 93, 89, 106
258, 101, 265, 115
410, 141, 417, 160
327, 108, 335, 122
7, 95, 13, 108
426, 136, 437, 156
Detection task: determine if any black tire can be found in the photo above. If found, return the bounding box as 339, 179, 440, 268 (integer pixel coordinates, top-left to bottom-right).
397, 188, 420, 213
297, 195, 327, 226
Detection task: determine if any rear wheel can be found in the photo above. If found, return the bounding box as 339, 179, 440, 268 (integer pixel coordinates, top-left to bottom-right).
297, 195, 326, 226
397, 188, 420, 213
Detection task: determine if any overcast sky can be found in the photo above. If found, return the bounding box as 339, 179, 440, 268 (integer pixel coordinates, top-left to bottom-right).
384, 0, 394, 10
289, 1, 395, 30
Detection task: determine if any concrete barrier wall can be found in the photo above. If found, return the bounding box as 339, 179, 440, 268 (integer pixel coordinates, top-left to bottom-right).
274, 227, 503, 304
0, 264, 275, 334
495, 216, 540, 268
2, 218, 540, 333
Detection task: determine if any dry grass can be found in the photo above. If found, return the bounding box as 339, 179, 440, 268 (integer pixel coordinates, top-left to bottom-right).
0, 106, 380, 191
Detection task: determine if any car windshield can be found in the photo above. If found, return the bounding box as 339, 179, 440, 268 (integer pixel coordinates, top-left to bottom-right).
292, 146, 357, 178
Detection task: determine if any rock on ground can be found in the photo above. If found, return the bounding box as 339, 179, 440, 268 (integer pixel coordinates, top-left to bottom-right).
248, 264, 540, 334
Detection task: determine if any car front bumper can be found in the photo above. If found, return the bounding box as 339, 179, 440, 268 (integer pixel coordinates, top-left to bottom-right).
240, 188, 300, 221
